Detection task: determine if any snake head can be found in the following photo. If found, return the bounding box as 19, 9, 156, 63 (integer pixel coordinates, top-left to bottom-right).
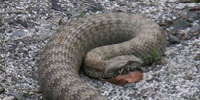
104, 55, 143, 74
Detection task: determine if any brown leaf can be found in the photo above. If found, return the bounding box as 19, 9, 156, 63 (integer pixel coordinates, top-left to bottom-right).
106, 71, 143, 85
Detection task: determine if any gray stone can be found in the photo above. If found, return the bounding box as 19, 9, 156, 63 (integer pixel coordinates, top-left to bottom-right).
0, 85, 5, 94
194, 53, 200, 60
167, 34, 180, 44
3, 96, 16, 100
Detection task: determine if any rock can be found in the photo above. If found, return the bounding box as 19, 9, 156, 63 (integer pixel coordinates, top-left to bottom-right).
183, 74, 193, 80
167, 34, 180, 44
3, 96, 17, 100
155, 58, 168, 65
171, 17, 192, 31
190, 24, 200, 36
178, 0, 200, 3
194, 53, 200, 60
87, 2, 104, 12
0, 17, 4, 27
0, 85, 5, 94
51, 0, 64, 11
176, 30, 191, 40
168, 7, 200, 40
9, 30, 27, 39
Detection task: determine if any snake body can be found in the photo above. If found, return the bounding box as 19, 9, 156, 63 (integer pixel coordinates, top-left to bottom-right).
39, 13, 167, 100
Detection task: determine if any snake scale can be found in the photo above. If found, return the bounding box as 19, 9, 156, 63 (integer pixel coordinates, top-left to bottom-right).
38, 13, 167, 100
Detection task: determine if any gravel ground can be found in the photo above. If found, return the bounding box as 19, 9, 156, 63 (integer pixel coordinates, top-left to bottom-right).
0, 0, 200, 100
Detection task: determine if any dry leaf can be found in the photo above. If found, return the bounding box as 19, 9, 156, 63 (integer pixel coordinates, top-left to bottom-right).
106, 71, 143, 85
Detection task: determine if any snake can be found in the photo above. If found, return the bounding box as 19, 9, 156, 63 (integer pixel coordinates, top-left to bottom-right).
38, 13, 167, 100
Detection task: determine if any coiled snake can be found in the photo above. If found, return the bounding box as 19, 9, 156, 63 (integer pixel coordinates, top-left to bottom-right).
39, 13, 167, 100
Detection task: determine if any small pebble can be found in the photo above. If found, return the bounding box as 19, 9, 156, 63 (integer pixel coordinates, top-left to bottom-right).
194, 53, 200, 60
167, 34, 180, 44
3, 96, 17, 100
0, 85, 5, 94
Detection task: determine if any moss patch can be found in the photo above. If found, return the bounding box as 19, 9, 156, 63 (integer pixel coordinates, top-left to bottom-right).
143, 48, 162, 65
79, 11, 87, 17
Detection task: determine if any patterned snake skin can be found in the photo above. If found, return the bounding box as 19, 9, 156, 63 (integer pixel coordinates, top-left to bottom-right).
39, 13, 167, 100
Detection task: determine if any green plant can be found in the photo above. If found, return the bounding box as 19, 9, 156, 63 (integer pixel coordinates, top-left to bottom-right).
79, 11, 87, 17
143, 48, 162, 65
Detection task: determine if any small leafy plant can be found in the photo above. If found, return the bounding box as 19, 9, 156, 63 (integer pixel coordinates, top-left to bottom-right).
143, 48, 162, 65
